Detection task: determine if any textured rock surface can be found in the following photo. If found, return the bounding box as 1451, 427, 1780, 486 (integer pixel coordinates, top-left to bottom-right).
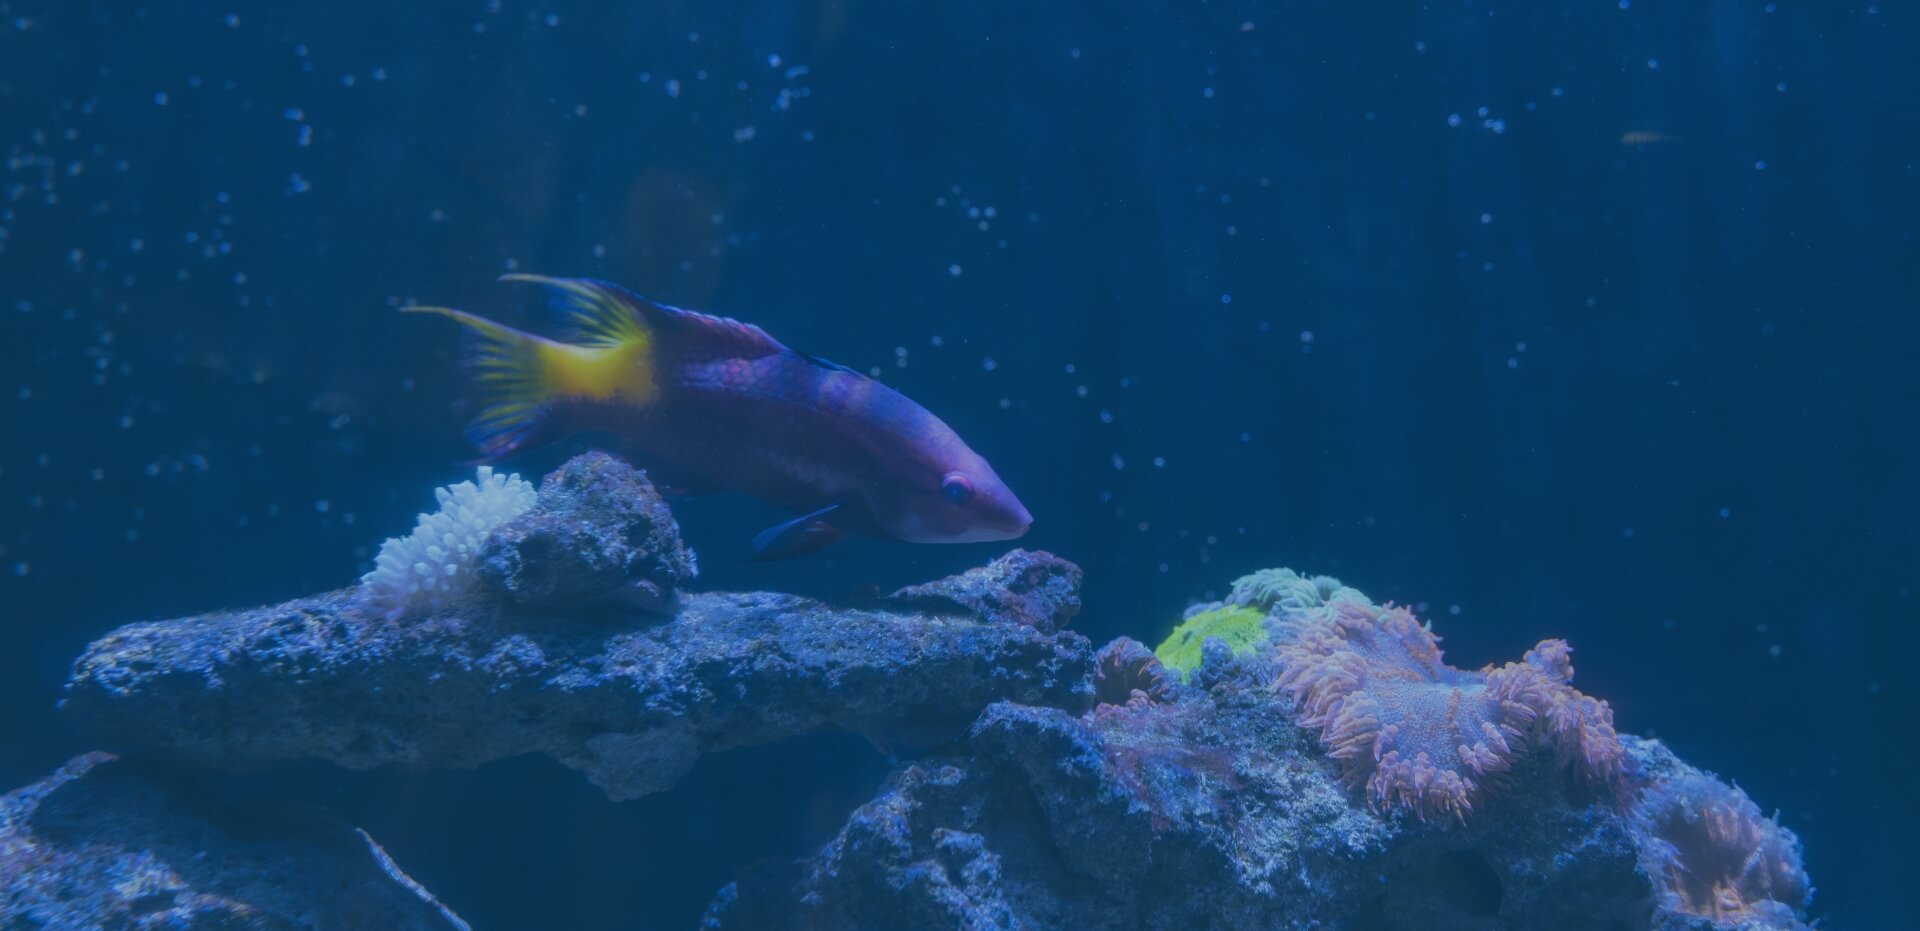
62, 548, 1092, 800
0, 752, 467, 930
704, 570, 1815, 931
706, 683, 1805, 931
476, 451, 696, 613
887, 549, 1083, 632
704, 683, 1659, 931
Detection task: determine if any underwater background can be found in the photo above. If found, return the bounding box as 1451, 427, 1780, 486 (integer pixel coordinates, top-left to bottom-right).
1, 1, 1912, 927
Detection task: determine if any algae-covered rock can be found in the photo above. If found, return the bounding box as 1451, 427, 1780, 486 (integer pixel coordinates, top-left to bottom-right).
61, 528, 1092, 800
704, 690, 1670, 930
707, 569, 1815, 931
476, 451, 696, 613
0, 752, 467, 930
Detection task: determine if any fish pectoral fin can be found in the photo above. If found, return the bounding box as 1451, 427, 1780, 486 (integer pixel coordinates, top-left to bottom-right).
750, 504, 852, 561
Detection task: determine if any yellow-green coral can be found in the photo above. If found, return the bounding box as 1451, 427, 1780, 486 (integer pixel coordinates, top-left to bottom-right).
1153, 606, 1270, 680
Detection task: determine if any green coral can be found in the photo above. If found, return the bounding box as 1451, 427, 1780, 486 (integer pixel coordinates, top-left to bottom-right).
1229, 568, 1358, 615
1153, 605, 1270, 680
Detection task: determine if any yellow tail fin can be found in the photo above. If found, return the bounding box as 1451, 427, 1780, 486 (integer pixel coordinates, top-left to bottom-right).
405, 304, 656, 459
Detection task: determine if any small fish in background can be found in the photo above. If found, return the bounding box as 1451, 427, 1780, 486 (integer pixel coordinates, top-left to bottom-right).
1620, 130, 1675, 146
408, 275, 1032, 559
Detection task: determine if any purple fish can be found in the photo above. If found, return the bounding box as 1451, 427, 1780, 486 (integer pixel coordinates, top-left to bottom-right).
409, 275, 1032, 559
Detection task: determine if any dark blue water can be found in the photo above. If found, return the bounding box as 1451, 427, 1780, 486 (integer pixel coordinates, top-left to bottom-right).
3, 2, 1911, 927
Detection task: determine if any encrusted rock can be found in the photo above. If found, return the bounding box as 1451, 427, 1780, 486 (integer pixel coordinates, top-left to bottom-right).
476, 451, 696, 613
705, 693, 1767, 931
0, 752, 467, 930
61, 554, 1092, 801
886, 548, 1082, 632
1092, 636, 1174, 707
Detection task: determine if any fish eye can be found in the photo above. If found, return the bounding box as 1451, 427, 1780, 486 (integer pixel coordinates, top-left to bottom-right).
941, 473, 974, 505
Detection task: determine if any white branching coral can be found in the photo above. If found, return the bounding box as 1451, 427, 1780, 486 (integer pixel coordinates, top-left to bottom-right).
359, 466, 538, 620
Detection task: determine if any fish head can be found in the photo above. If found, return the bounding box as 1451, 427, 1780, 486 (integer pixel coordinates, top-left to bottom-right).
877, 434, 1032, 544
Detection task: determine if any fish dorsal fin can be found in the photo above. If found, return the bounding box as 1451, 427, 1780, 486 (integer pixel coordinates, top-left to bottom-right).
799, 352, 859, 375
502, 274, 786, 361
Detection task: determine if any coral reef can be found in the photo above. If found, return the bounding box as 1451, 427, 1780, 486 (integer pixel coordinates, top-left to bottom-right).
706, 695, 1728, 930
474, 451, 696, 613
0, 752, 467, 930
360, 465, 537, 620
1631, 771, 1813, 929
1268, 581, 1625, 822
1153, 604, 1269, 680
1092, 636, 1174, 707
62, 459, 1091, 799
43, 450, 1812, 931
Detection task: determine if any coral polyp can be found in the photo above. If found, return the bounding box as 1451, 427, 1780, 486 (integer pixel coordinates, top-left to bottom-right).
1632, 772, 1813, 926
1093, 637, 1174, 708
1271, 592, 1625, 823
359, 466, 537, 621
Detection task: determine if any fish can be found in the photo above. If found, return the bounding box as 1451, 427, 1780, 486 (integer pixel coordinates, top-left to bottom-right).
407, 275, 1033, 559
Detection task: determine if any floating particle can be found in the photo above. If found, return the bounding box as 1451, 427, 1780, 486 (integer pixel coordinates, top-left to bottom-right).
1099, 409, 1114, 424
948, 263, 962, 277
1152, 456, 1166, 468
1719, 507, 1732, 518
1480, 213, 1493, 224
929, 334, 943, 347
287, 172, 311, 194
1754, 160, 1768, 170
1111, 454, 1125, 470
153, 92, 168, 106
998, 398, 1011, 410
981, 356, 997, 372
1299, 330, 1314, 344
225, 13, 240, 26
1447, 113, 1461, 128
665, 79, 681, 98
1219, 293, 1232, 304
767, 53, 782, 67
297, 124, 313, 146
